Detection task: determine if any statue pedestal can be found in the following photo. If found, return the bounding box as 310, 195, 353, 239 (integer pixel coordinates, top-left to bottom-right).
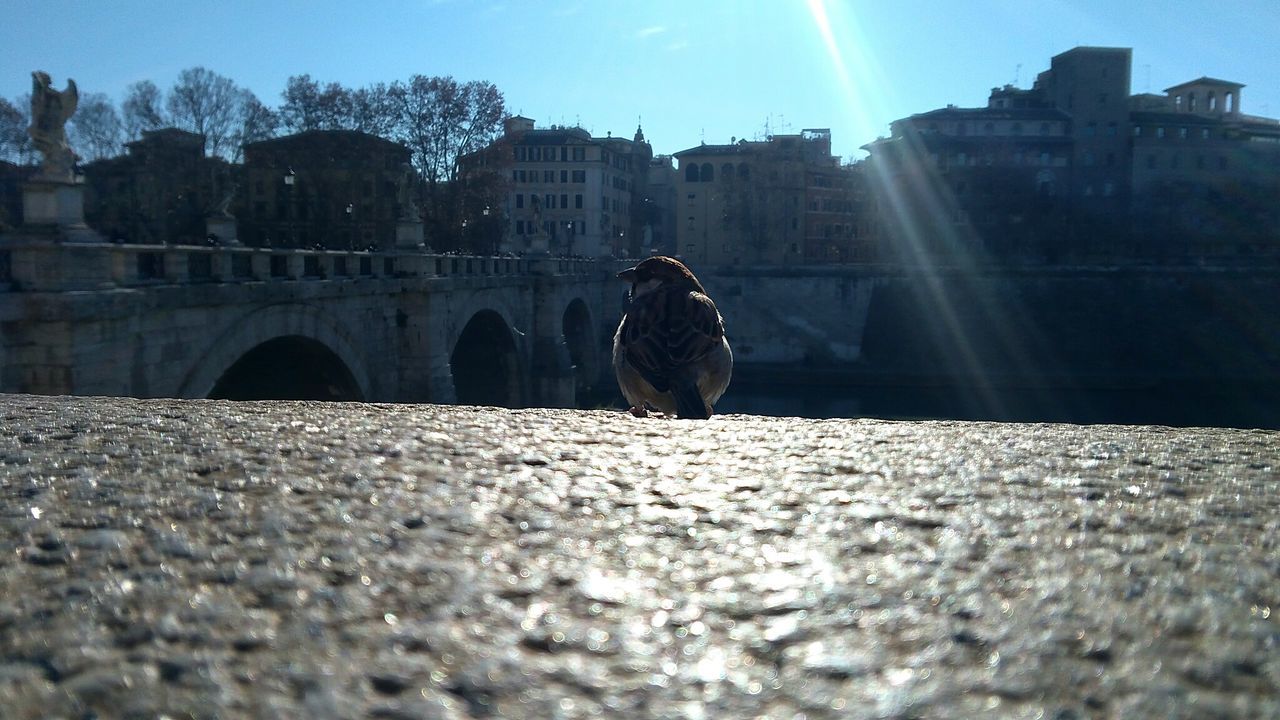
206, 216, 240, 246
395, 219, 425, 250
23, 179, 87, 229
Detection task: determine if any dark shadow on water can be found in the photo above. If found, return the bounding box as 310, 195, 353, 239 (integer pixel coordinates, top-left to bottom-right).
712, 378, 1280, 429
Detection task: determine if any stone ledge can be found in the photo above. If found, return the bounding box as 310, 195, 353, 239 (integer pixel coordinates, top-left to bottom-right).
1, 394, 1277, 718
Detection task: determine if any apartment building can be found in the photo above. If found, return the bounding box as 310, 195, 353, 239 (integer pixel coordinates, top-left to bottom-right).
674, 129, 864, 266
492, 117, 652, 257
240, 130, 412, 250
863, 46, 1280, 263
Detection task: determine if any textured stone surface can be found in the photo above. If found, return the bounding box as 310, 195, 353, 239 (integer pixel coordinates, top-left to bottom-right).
1, 393, 1277, 719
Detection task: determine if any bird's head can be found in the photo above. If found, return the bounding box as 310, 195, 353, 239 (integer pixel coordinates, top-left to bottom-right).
617, 256, 705, 299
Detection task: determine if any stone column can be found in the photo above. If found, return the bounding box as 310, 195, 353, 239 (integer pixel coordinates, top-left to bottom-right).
528, 279, 576, 408
206, 215, 239, 246
395, 219, 425, 249
21, 178, 99, 243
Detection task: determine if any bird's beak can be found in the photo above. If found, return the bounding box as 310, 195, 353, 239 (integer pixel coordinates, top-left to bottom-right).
616, 268, 637, 283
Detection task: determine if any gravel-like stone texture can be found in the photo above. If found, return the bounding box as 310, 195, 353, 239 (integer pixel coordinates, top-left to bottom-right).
1, 394, 1277, 719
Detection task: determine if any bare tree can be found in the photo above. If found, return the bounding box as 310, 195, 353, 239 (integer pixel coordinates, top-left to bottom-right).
121, 80, 167, 141
387, 75, 506, 235
166, 67, 240, 158
230, 90, 278, 162
279, 74, 354, 133
69, 92, 124, 161
349, 83, 396, 137
0, 95, 35, 164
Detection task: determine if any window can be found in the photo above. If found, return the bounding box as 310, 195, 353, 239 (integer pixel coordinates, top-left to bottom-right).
1084, 122, 1096, 137
1179, 127, 1188, 139
1040, 122, 1051, 136
560, 170, 567, 183
572, 170, 585, 183
1039, 152, 1051, 166
1156, 127, 1165, 139
1082, 151, 1095, 166
1011, 122, 1022, 136
516, 220, 525, 234
685, 163, 699, 182
700, 163, 714, 181
575, 194, 583, 209
560, 147, 568, 161
515, 194, 524, 208
983, 122, 994, 135
544, 170, 555, 182
572, 147, 585, 161
545, 194, 554, 208
1133, 126, 1142, 137
1106, 122, 1117, 137
1201, 128, 1210, 140
560, 194, 568, 209
1103, 182, 1114, 196
517, 147, 526, 161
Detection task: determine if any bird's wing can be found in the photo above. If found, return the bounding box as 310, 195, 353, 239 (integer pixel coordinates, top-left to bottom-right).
622, 287, 723, 392
62, 79, 78, 121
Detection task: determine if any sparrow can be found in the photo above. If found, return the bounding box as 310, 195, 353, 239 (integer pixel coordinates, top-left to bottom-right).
613, 256, 732, 419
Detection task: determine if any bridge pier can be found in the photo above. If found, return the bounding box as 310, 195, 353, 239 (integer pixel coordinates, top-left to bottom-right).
528, 278, 577, 408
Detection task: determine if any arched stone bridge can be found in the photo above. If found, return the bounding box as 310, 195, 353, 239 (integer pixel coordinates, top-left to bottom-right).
0, 239, 625, 407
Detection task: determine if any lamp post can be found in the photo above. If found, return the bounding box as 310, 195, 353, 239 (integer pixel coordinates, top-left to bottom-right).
345, 203, 354, 250
483, 205, 492, 255
283, 168, 296, 247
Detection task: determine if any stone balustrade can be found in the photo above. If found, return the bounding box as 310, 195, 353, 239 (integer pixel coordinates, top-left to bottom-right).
0, 240, 609, 293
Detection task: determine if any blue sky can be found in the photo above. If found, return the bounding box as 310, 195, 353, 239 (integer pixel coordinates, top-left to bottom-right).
3, 0, 1278, 160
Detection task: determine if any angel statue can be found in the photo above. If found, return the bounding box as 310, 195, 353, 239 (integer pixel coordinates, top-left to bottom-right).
397, 163, 421, 221
28, 71, 79, 182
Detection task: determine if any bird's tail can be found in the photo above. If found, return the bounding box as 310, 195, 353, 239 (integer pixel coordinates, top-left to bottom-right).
672, 380, 711, 420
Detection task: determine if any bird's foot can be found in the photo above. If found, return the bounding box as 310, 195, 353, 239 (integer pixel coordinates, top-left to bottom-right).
628, 405, 648, 418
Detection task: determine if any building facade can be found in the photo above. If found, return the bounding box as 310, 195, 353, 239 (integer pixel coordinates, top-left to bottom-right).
863, 46, 1280, 264
81, 129, 227, 245
674, 129, 866, 266
239, 130, 413, 250
476, 117, 653, 258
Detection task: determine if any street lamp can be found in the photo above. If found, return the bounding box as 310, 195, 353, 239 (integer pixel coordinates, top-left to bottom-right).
345, 203, 354, 250
283, 168, 296, 247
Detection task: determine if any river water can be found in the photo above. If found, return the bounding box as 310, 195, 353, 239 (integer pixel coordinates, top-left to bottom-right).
709, 378, 1280, 430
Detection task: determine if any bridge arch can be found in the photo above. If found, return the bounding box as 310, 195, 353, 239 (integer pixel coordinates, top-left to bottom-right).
177, 303, 372, 400
450, 309, 524, 407
562, 298, 599, 403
